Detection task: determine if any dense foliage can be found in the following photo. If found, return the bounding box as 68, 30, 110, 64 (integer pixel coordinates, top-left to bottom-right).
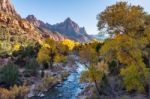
98, 2, 150, 93
37, 38, 71, 69
78, 1, 150, 98
0, 61, 19, 87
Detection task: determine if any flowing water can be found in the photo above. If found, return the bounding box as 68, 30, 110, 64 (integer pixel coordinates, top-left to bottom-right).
35, 62, 86, 99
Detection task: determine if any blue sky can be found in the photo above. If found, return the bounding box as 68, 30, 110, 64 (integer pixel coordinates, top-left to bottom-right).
12, 0, 150, 35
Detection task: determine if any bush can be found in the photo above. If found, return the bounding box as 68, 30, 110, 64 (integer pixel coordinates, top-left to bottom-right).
0, 61, 19, 87
0, 85, 29, 99
35, 75, 58, 93
25, 58, 39, 76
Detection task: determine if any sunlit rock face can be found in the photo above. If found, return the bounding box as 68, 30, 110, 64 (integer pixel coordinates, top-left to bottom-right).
0, 0, 66, 42
46, 17, 92, 42
27, 15, 92, 42
0, 0, 91, 42
26, 15, 67, 41
0, 0, 43, 43
0, 0, 18, 15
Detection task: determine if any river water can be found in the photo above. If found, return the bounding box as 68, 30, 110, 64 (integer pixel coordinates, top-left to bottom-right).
35, 62, 86, 99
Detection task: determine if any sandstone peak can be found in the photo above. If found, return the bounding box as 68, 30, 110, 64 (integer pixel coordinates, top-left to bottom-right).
0, 0, 17, 15
26, 15, 37, 21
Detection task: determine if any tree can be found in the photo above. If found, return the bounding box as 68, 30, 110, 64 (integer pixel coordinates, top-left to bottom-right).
79, 46, 98, 67
54, 54, 66, 64
98, 1, 150, 94
62, 39, 76, 51
37, 38, 67, 69
45, 39, 57, 68
97, 2, 145, 36
79, 43, 107, 96
37, 47, 50, 69
57, 42, 69, 56
80, 61, 108, 96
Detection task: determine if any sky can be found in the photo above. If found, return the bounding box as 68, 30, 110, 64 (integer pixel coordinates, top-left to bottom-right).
12, 0, 150, 35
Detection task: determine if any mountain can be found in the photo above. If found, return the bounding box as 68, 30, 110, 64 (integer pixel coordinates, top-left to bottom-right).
26, 15, 66, 41
45, 17, 91, 42
0, 0, 43, 43
0, 0, 91, 43
27, 15, 91, 42
0, 0, 18, 15
0, 0, 67, 44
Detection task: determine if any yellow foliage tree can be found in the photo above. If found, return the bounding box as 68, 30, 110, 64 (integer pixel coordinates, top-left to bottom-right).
62, 39, 75, 50
37, 47, 50, 65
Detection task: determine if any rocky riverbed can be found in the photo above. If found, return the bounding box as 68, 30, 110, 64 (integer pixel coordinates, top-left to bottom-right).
30, 62, 87, 99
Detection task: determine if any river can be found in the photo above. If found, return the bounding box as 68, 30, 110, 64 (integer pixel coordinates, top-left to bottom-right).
33, 62, 86, 99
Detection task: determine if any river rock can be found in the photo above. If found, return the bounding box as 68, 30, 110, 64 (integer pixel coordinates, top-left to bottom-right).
38, 93, 45, 97
59, 94, 62, 97
27, 84, 35, 98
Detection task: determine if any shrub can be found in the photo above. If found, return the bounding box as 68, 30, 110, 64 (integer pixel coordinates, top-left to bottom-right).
25, 58, 39, 76
35, 75, 58, 93
54, 54, 67, 63
0, 85, 29, 99
0, 61, 19, 87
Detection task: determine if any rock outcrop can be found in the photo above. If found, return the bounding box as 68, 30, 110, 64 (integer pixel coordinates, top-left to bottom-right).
0, 0, 67, 42
0, 0, 18, 15
27, 15, 91, 42
26, 15, 66, 41
45, 17, 92, 42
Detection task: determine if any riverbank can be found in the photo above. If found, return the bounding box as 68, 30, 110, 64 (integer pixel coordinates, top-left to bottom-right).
31, 61, 85, 99
37, 62, 87, 99
28, 65, 77, 98
27, 55, 78, 98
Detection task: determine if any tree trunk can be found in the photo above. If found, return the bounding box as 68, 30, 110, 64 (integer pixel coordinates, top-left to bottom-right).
147, 56, 150, 99
92, 71, 101, 97
94, 79, 101, 97
49, 53, 54, 69
148, 81, 150, 99
115, 60, 119, 75
148, 56, 150, 67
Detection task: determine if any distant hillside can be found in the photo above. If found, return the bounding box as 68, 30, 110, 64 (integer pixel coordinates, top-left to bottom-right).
26, 15, 66, 41
0, 0, 92, 43
27, 15, 92, 42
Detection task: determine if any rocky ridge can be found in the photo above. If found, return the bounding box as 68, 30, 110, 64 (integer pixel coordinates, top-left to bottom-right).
27, 15, 91, 42
0, 0, 18, 15
0, 0, 67, 43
